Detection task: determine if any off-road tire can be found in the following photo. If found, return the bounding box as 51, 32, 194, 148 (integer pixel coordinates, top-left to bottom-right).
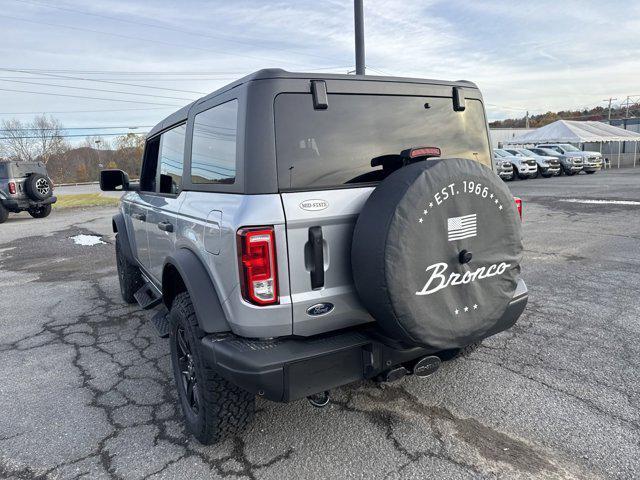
28, 204, 52, 218
169, 292, 255, 445
564, 168, 574, 176
0, 204, 9, 223
25, 173, 52, 201
0, 204, 8, 224
115, 233, 143, 304
437, 341, 482, 361
517, 172, 528, 180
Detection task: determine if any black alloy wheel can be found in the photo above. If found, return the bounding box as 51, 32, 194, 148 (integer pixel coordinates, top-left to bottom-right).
175, 325, 201, 416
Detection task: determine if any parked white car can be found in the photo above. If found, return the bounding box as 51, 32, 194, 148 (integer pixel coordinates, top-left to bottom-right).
505, 148, 561, 177
494, 149, 538, 179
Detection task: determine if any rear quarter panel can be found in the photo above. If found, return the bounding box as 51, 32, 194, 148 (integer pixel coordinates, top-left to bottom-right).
176, 192, 292, 337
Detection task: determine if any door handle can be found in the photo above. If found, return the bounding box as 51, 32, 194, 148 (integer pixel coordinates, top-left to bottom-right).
308, 226, 324, 289
157, 221, 174, 233
131, 212, 146, 222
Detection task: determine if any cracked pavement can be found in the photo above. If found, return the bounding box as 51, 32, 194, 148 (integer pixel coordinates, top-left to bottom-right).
1, 169, 639, 479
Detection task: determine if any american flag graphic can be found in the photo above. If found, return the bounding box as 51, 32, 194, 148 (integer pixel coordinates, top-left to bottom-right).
447, 214, 477, 241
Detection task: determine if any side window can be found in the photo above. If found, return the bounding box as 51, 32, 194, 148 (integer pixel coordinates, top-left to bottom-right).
140, 137, 160, 192
191, 100, 238, 185
158, 124, 187, 194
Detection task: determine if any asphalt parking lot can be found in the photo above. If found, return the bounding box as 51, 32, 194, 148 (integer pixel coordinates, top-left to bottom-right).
1, 168, 639, 479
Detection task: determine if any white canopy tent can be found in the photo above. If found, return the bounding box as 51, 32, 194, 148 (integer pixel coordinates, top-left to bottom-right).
507, 120, 640, 168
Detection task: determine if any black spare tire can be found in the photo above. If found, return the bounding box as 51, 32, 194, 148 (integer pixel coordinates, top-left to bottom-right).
352, 158, 522, 350
25, 173, 52, 201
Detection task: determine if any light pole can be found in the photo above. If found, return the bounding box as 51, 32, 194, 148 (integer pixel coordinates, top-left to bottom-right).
95, 139, 101, 167
354, 0, 365, 75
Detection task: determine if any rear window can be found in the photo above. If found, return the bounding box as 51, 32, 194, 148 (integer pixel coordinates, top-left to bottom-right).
191, 100, 238, 185
274, 94, 491, 190
7, 162, 46, 178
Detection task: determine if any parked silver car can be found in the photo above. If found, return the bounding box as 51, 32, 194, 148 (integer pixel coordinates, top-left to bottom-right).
535, 144, 601, 174
492, 152, 515, 180
100, 69, 528, 445
494, 148, 538, 179
505, 148, 561, 177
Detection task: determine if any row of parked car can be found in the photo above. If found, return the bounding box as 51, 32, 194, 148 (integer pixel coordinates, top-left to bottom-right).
493, 143, 603, 181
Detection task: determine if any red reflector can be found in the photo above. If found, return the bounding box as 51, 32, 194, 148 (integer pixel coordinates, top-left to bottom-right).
8, 182, 16, 195
410, 146, 441, 159
237, 227, 278, 305
514, 197, 523, 219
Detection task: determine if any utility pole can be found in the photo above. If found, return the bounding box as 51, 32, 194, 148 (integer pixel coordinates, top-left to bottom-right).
603, 97, 617, 122
625, 96, 630, 118
525, 111, 530, 129
354, 0, 365, 75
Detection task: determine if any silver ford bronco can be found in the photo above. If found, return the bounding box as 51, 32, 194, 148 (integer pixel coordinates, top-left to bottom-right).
100, 69, 528, 444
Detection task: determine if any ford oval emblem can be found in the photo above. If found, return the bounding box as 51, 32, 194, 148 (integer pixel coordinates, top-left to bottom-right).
299, 199, 328, 211
306, 303, 334, 316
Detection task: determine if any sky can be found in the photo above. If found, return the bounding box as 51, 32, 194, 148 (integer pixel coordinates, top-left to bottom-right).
0, 0, 639, 143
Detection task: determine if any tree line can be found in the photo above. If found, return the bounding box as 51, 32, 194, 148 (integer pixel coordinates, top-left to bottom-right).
0, 115, 144, 183
489, 104, 639, 129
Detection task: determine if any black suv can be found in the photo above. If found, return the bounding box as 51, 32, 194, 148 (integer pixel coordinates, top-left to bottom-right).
0, 161, 56, 223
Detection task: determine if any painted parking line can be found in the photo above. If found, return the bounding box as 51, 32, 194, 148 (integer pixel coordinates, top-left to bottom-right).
560, 198, 640, 206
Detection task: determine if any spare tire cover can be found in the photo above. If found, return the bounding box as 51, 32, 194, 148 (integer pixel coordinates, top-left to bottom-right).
352, 158, 522, 349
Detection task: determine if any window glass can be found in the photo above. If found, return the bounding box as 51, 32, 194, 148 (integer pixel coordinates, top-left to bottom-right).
158, 124, 186, 194
274, 94, 491, 190
140, 137, 160, 192
191, 100, 238, 185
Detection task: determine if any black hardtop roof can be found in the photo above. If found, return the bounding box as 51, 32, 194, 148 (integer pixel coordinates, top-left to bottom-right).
0, 159, 44, 166
147, 69, 479, 138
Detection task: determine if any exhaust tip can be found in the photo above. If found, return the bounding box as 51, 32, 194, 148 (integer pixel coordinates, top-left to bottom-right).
413, 355, 441, 377
307, 390, 330, 408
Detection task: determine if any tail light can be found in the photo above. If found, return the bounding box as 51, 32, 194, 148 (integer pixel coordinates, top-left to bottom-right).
237, 227, 278, 305
514, 197, 523, 219
8, 182, 16, 195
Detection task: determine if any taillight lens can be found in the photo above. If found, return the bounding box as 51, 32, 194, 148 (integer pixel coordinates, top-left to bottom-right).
8, 182, 16, 195
514, 197, 523, 219
238, 227, 278, 305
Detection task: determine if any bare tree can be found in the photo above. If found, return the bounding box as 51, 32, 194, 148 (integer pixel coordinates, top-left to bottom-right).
115, 132, 145, 151
0, 115, 67, 163
83, 135, 110, 151
33, 115, 66, 164
0, 118, 36, 161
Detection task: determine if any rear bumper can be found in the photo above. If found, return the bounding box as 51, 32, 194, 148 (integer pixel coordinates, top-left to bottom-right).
1, 195, 57, 211
201, 279, 528, 402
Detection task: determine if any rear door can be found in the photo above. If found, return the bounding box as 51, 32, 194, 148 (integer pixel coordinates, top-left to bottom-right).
274, 92, 492, 336
146, 124, 187, 282
125, 137, 161, 271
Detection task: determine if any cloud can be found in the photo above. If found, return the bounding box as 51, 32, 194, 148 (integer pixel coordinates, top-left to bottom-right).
0, 0, 637, 131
